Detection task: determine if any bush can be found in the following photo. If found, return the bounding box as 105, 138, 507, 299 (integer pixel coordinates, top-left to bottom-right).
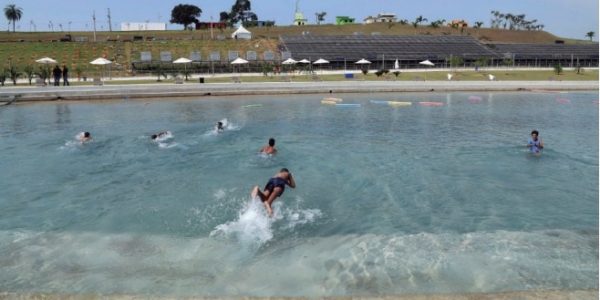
553, 63, 563, 75
392, 71, 400, 77
361, 69, 368, 75
375, 70, 384, 77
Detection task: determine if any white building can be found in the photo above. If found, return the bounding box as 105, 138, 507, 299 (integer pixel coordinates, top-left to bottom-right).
121, 22, 167, 31
364, 13, 397, 24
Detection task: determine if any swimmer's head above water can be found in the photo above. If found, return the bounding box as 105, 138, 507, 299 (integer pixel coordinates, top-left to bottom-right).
269, 138, 275, 147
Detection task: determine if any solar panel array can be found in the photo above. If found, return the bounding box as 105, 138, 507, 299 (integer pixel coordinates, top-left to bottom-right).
490, 43, 598, 59
280, 35, 502, 61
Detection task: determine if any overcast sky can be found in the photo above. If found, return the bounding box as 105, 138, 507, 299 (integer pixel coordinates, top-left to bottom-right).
3, 0, 598, 40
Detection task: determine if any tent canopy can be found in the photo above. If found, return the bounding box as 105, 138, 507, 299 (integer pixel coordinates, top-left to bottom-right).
298, 59, 311, 64
231, 25, 252, 39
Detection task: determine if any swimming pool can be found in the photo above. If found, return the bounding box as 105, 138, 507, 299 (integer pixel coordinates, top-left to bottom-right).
0, 91, 597, 297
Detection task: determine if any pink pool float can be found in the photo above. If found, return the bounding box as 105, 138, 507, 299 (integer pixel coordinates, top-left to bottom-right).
468, 96, 483, 103
556, 98, 571, 104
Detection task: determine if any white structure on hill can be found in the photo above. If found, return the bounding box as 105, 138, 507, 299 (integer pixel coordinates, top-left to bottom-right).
364, 13, 397, 24
121, 22, 167, 31
231, 25, 252, 40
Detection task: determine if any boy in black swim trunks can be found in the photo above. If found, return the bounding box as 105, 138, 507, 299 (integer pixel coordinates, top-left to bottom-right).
251, 168, 296, 217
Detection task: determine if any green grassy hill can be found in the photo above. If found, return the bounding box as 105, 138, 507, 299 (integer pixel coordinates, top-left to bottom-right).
0, 23, 594, 77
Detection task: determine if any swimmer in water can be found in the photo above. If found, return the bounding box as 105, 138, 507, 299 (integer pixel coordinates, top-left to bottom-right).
215, 121, 224, 132
259, 138, 277, 155
151, 131, 171, 141
527, 130, 544, 154
79, 132, 92, 143
251, 168, 296, 217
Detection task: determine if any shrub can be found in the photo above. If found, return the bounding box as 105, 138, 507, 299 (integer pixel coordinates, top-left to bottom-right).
361, 69, 368, 75
553, 63, 563, 75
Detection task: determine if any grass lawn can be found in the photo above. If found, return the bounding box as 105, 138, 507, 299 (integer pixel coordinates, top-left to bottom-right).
202, 69, 599, 83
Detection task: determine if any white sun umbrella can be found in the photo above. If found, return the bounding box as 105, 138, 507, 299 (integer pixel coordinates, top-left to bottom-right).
419, 60, 435, 66
394, 59, 400, 70
173, 57, 193, 80
90, 58, 112, 80
354, 58, 371, 64
282, 58, 298, 65
313, 58, 329, 74
35, 57, 57, 84
230, 57, 249, 74
313, 58, 329, 65
298, 59, 311, 64
36, 57, 57, 64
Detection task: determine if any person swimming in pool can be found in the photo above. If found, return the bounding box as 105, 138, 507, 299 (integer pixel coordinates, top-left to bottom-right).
527, 130, 544, 154
251, 168, 296, 217
215, 121, 224, 132
151, 131, 171, 141
78, 132, 92, 143
259, 138, 277, 155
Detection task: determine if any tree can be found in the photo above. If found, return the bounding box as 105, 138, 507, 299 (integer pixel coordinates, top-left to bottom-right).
429, 19, 445, 28
23, 65, 34, 85
315, 12, 326, 25
4, 4, 23, 32
586, 31, 595, 41
474, 21, 484, 28
170, 4, 202, 30
553, 63, 563, 75
412, 15, 427, 28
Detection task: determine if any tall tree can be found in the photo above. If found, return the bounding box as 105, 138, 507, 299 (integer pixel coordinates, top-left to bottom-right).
586, 31, 595, 41
170, 4, 202, 30
4, 4, 23, 32
474, 21, 484, 28
229, 0, 252, 24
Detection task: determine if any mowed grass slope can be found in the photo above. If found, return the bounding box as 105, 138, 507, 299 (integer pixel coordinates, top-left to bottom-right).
0, 23, 594, 77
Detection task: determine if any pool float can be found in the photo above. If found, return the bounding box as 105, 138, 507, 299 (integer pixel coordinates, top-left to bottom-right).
321, 100, 337, 105
369, 100, 390, 105
387, 101, 412, 107
323, 97, 343, 102
468, 96, 482, 103
556, 98, 571, 104
419, 101, 444, 107
242, 104, 263, 108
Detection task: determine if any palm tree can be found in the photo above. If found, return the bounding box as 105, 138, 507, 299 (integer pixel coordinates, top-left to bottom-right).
586, 31, 595, 41
474, 21, 484, 28
4, 4, 23, 32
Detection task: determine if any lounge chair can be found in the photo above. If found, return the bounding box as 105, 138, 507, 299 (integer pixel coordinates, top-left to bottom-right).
93, 77, 104, 86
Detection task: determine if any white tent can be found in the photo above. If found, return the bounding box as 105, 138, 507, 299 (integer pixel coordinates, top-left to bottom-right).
231, 25, 251, 40
394, 59, 400, 70
419, 60, 435, 66
354, 58, 371, 64
282, 58, 298, 65
298, 59, 311, 64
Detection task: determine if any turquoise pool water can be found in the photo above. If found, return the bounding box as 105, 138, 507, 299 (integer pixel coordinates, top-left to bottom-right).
0, 92, 598, 296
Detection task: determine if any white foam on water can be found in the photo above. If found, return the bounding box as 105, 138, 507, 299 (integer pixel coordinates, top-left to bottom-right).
0, 229, 596, 297
209, 197, 274, 246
